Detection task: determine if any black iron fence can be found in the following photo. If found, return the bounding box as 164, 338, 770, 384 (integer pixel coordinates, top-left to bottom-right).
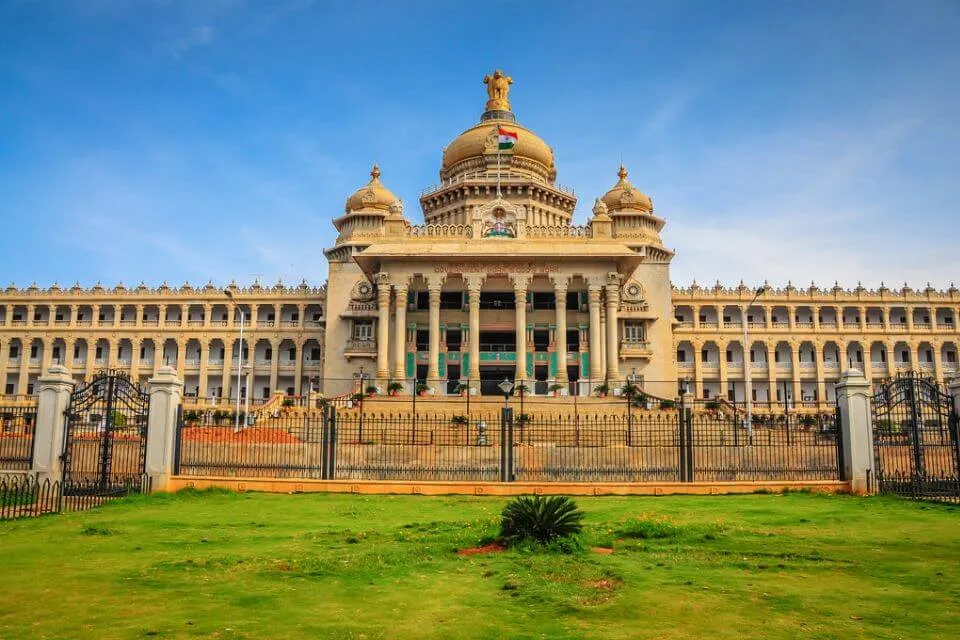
871, 372, 960, 503
0, 474, 150, 521
0, 405, 38, 471
174, 398, 844, 483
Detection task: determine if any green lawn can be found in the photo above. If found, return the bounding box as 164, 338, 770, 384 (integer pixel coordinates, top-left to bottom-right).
0, 491, 958, 639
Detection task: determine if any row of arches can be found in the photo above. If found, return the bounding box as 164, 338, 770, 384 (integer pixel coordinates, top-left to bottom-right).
674, 304, 957, 330
676, 339, 959, 377
0, 336, 324, 397
0, 303, 324, 328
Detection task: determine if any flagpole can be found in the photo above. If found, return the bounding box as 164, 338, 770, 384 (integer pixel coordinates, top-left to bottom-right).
496, 127, 502, 198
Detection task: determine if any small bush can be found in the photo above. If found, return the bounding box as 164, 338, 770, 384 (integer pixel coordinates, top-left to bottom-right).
450, 415, 468, 425
499, 495, 584, 545
658, 399, 676, 410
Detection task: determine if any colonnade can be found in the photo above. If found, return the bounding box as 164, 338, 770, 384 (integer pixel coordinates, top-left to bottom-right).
372, 271, 623, 390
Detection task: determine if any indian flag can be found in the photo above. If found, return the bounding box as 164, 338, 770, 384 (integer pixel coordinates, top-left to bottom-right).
498, 126, 518, 150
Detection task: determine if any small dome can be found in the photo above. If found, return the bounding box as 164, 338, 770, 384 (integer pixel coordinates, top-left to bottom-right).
601, 165, 652, 213
345, 165, 398, 213
441, 121, 554, 176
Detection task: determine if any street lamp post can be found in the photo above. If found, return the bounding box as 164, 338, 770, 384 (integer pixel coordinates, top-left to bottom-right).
225, 289, 245, 433
742, 285, 768, 439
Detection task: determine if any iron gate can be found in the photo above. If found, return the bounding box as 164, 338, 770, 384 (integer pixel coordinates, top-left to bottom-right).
61, 370, 150, 488
871, 372, 960, 501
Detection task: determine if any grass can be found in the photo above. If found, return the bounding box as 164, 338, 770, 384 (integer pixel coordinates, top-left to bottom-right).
0, 490, 958, 639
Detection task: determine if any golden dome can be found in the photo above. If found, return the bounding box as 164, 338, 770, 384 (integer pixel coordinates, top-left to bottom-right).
345, 164, 398, 213
441, 121, 554, 174
601, 165, 652, 213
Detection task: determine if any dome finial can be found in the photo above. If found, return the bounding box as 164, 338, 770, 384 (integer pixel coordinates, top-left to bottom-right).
617, 164, 628, 182
370, 164, 381, 182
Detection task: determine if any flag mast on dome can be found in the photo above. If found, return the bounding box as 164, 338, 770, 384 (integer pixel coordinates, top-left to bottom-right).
484, 69, 518, 198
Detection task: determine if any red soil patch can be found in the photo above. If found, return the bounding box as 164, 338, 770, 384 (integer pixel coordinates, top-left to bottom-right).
180, 426, 301, 444
587, 579, 617, 590
456, 543, 506, 556
591, 547, 614, 555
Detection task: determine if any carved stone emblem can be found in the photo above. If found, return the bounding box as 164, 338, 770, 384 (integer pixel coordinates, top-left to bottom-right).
351, 280, 375, 302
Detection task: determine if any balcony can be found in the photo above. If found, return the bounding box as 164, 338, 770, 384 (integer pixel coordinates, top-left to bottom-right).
142, 319, 159, 327
699, 321, 718, 329
76, 320, 92, 327
675, 321, 693, 329
140, 359, 154, 369
480, 351, 517, 362
7, 357, 20, 366
772, 322, 789, 329
188, 320, 204, 327
280, 321, 299, 328
619, 340, 652, 359
795, 322, 814, 329
208, 359, 224, 367
750, 361, 769, 370
184, 358, 201, 369
304, 320, 323, 328
303, 359, 322, 369
344, 340, 376, 360
54, 320, 70, 326
28, 358, 41, 367
914, 322, 932, 331
823, 361, 840, 370
677, 361, 694, 370
119, 320, 137, 327
94, 359, 107, 367
866, 322, 883, 330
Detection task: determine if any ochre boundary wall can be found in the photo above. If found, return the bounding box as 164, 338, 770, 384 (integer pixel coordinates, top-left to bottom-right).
166, 476, 850, 496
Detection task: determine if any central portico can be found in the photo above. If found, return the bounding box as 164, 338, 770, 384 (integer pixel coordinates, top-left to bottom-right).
323, 72, 676, 397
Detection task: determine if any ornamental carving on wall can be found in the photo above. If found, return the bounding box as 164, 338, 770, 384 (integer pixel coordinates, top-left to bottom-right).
351, 280, 375, 302
621, 279, 646, 302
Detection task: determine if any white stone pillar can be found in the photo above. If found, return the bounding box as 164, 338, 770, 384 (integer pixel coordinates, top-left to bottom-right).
465, 274, 483, 390
512, 274, 531, 382
947, 377, 960, 425
605, 278, 620, 384
587, 283, 603, 382
375, 273, 391, 382
145, 366, 183, 491
31, 365, 75, 482
551, 275, 569, 386
392, 280, 409, 384
836, 368, 873, 494
426, 275, 445, 390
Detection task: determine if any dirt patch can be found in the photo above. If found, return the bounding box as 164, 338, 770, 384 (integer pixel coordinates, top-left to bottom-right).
587, 579, 618, 590
592, 546, 614, 555
457, 543, 505, 556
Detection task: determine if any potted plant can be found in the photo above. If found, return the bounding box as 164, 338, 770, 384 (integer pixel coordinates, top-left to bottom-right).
455, 382, 469, 397
658, 399, 676, 410
704, 400, 720, 411
548, 382, 563, 397
620, 382, 639, 399
350, 392, 366, 404
416, 382, 429, 396
387, 381, 404, 396
282, 397, 296, 408
514, 383, 529, 396
365, 384, 379, 396
799, 414, 817, 430
516, 413, 532, 425
595, 383, 609, 398
450, 414, 468, 425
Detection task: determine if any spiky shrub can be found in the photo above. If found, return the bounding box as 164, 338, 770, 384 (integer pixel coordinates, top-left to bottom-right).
499, 495, 585, 545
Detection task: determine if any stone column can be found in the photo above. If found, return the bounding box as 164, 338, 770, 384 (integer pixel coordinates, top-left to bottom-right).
197, 340, 209, 399
145, 366, 183, 491
31, 365, 75, 482
511, 274, 532, 382
882, 306, 891, 332
790, 342, 801, 407
605, 277, 620, 383
293, 339, 304, 396
787, 305, 796, 331
812, 305, 820, 331
129, 338, 141, 385
814, 343, 827, 403
375, 273, 391, 382
464, 274, 483, 389
691, 340, 703, 399
269, 339, 280, 395
426, 275, 445, 389
906, 306, 915, 333
551, 275, 569, 386
835, 368, 873, 493
587, 282, 604, 382
692, 304, 700, 330
392, 279, 409, 384
859, 306, 867, 332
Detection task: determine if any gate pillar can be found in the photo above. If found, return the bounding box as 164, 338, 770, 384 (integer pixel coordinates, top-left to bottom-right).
947, 377, 960, 415
145, 366, 183, 491
32, 365, 76, 483
836, 368, 873, 494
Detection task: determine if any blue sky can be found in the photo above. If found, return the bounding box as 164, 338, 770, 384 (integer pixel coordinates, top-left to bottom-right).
2, 0, 959, 289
